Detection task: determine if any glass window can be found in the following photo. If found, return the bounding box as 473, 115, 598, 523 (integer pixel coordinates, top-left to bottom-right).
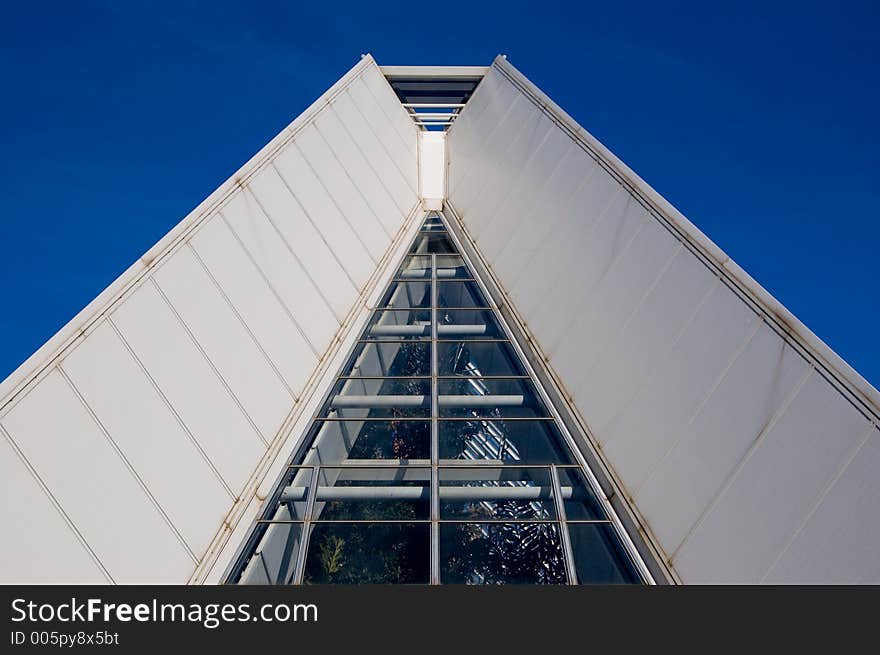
439, 467, 556, 520
396, 256, 433, 279
345, 341, 430, 377
437, 280, 489, 308
304, 523, 430, 584
440, 523, 567, 584
435, 255, 470, 278
438, 378, 550, 419
438, 420, 574, 463
556, 467, 607, 520
304, 420, 430, 462
229, 212, 645, 586
380, 281, 431, 309
437, 309, 505, 338
312, 467, 431, 521
324, 378, 430, 419
235, 523, 303, 585
410, 232, 456, 254
567, 524, 641, 584
437, 340, 525, 376
366, 309, 431, 339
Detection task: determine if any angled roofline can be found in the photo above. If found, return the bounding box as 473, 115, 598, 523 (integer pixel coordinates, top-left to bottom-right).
0, 54, 384, 410
484, 54, 879, 423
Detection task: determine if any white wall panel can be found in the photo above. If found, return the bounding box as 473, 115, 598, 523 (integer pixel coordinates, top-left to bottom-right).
347, 76, 418, 190
248, 166, 357, 318
0, 56, 419, 584
190, 216, 318, 394
633, 324, 811, 554
330, 91, 414, 216
674, 372, 870, 582
359, 64, 419, 160
764, 427, 880, 583
313, 107, 402, 236
220, 190, 339, 353
153, 247, 294, 442
274, 143, 374, 288
1, 370, 194, 582
0, 431, 107, 583
447, 61, 880, 583
111, 278, 266, 494
63, 321, 231, 558
293, 123, 389, 261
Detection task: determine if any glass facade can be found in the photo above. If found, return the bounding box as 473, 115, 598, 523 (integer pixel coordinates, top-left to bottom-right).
229, 213, 644, 585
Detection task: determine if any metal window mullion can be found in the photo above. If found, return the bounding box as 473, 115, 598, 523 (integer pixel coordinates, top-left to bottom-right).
292, 465, 321, 585
430, 252, 440, 585
550, 464, 578, 585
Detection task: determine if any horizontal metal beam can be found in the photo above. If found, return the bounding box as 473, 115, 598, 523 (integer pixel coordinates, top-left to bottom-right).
381, 66, 488, 79
330, 394, 525, 408
280, 485, 578, 502
403, 103, 466, 108
369, 323, 487, 336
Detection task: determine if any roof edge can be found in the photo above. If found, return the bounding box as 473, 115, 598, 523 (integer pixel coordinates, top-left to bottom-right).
0, 54, 380, 409
489, 54, 880, 421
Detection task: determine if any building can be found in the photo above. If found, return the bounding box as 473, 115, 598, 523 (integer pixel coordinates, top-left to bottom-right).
1, 55, 877, 584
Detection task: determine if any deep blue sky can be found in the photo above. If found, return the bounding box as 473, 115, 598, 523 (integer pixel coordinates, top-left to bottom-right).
1, 1, 877, 387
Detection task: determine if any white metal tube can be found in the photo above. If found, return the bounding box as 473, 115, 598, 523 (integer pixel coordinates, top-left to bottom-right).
280, 485, 577, 503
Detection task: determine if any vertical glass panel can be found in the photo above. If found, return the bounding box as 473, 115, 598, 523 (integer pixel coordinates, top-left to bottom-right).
379, 281, 431, 309
345, 341, 430, 377
567, 524, 641, 584
304, 523, 430, 584
437, 309, 505, 338
438, 420, 574, 463
235, 523, 303, 585
439, 467, 556, 520
304, 420, 431, 462
438, 378, 550, 419
440, 523, 567, 584
556, 467, 607, 520
437, 280, 489, 308
437, 340, 525, 376
410, 232, 456, 254
311, 467, 431, 520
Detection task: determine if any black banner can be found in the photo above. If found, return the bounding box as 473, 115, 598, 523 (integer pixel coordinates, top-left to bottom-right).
1, 585, 876, 651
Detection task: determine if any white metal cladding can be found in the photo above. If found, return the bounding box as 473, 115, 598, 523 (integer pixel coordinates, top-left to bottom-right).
446, 56, 880, 584
0, 55, 420, 583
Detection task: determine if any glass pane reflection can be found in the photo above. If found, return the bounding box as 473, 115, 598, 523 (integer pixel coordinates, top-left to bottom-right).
440, 523, 567, 584
304, 420, 431, 462
304, 523, 430, 584
568, 524, 641, 584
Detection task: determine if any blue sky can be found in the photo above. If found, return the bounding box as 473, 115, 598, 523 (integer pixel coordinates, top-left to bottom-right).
1, 1, 877, 387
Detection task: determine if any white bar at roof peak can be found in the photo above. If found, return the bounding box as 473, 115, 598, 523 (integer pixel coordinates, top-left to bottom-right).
380, 66, 489, 78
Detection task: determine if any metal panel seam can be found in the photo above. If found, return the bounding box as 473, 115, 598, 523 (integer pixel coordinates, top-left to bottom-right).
669, 368, 815, 561
0, 423, 114, 583
56, 366, 198, 564
186, 243, 298, 399
217, 211, 327, 356
148, 277, 271, 447
106, 317, 237, 499
758, 424, 878, 583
